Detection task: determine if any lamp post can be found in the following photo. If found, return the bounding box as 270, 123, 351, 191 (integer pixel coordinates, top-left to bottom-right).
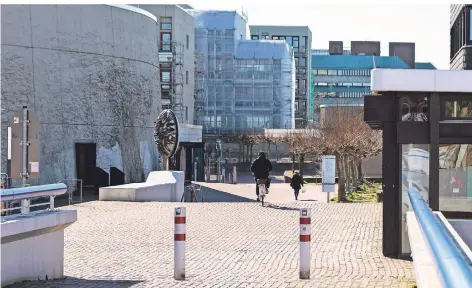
216, 139, 222, 182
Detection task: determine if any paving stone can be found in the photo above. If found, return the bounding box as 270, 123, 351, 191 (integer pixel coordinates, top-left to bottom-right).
6, 201, 415, 288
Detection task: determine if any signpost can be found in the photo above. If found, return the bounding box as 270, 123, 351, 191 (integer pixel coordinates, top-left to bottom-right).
10, 106, 40, 184
322, 155, 336, 203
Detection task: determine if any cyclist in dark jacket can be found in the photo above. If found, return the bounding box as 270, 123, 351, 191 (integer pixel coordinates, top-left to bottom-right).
250, 152, 272, 201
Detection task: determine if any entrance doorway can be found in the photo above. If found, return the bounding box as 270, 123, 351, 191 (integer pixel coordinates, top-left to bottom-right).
75, 143, 96, 192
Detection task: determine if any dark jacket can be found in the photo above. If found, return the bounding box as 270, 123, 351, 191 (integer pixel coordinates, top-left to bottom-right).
290, 174, 304, 190
251, 153, 272, 179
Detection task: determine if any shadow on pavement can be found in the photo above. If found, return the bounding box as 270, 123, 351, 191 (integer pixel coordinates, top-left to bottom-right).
264, 204, 300, 211
5, 278, 144, 288
201, 186, 256, 202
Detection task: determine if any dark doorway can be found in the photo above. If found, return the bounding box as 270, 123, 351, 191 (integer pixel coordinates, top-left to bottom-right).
185, 147, 193, 181
75, 143, 97, 190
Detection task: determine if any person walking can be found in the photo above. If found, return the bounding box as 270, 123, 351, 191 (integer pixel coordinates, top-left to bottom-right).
290, 171, 304, 200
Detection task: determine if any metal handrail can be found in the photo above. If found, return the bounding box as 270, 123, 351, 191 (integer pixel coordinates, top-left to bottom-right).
408, 186, 472, 288
1, 183, 67, 215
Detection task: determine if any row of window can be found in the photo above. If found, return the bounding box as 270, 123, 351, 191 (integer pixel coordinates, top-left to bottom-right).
203, 116, 274, 128
315, 91, 367, 98
250, 34, 309, 51
314, 82, 370, 87
313, 69, 372, 76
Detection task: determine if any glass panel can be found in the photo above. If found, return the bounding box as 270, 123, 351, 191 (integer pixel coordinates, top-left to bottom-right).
251, 35, 259, 40
293, 36, 299, 48
161, 33, 171, 51
444, 100, 472, 119
286, 36, 292, 46
401, 144, 430, 254
161, 23, 172, 30
317, 70, 328, 75
327, 70, 337, 76
399, 94, 428, 122
439, 144, 472, 212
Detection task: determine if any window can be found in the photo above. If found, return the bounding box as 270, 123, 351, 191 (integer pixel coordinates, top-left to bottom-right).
161, 33, 171, 51
272, 36, 279, 40
296, 79, 299, 90
353, 83, 362, 87
293, 36, 299, 48
400, 94, 428, 122
443, 99, 472, 120
286, 36, 292, 46
295, 57, 299, 67
327, 70, 337, 76
301, 57, 307, 67
301, 36, 306, 48
186, 35, 189, 50
186, 71, 189, 85
251, 35, 259, 40
317, 70, 328, 75
470, 8, 472, 41
300, 79, 306, 91
161, 23, 172, 30
185, 106, 188, 121
261, 33, 269, 40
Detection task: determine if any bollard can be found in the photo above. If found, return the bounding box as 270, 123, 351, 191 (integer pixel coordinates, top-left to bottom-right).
174, 207, 186, 280
299, 208, 311, 279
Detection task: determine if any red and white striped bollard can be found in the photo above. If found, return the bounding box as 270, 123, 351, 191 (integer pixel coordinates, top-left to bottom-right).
174, 207, 186, 280
300, 208, 311, 279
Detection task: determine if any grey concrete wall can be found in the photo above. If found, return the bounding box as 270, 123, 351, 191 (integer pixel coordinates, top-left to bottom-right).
136, 5, 196, 124
1, 5, 161, 184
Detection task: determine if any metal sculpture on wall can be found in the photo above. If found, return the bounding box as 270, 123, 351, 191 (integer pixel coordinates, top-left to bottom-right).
154, 109, 180, 170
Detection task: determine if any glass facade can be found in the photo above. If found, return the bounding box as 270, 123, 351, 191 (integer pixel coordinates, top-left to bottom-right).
444, 99, 472, 119
439, 144, 472, 213
401, 144, 430, 254
193, 14, 295, 134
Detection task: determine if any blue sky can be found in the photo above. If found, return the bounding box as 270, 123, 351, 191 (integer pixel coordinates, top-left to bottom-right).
189, 2, 450, 69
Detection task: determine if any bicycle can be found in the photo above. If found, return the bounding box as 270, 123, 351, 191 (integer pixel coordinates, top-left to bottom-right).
257, 178, 268, 206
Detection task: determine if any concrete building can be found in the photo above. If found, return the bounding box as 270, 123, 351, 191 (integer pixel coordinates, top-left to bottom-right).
134, 4, 204, 181
311, 41, 436, 126
450, 4, 472, 70
1, 5, 161, 188
249, 26, 312, 128
187, 10, 296, 136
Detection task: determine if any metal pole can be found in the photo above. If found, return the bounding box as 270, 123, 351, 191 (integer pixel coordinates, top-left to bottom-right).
327, 192, 330, 203
21, 106, 28, 185
163, 156, 169, 171
50, 195, 55, 209
174, 207, 186, 280
299, 208, 311, 279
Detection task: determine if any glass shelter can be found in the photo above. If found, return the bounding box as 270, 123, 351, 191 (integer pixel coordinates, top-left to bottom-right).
364, 69, 472, 258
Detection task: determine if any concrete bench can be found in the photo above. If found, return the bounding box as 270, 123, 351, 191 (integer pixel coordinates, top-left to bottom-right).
1, 183, 77, 286
99, 171, 184, 202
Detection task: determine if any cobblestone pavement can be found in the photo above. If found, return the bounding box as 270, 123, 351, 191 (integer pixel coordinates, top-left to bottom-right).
8, 201, 415, 288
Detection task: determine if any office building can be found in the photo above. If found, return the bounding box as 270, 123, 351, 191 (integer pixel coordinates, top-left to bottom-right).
450, 4, 472, 70
311, 41, 436, 126
249, 26, 312, 128
187, 10, 296, 136
134, 4, 204, 180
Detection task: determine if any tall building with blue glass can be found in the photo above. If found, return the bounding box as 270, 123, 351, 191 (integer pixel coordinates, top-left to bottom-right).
310, 41, 436, 126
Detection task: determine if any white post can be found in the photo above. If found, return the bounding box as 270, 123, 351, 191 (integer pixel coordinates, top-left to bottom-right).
21, 199, 30, 214
50, 195, 55, 209
299, 208, 311, 279
174, 207, 186, 280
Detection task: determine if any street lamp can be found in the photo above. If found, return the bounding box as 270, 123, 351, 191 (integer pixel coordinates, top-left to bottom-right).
216, 139, 222, 182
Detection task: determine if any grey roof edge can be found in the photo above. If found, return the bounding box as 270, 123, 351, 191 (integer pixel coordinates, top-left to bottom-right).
106, 4, 157, 22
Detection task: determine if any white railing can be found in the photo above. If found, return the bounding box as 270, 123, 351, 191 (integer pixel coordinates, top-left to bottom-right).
1, 183, 67, 215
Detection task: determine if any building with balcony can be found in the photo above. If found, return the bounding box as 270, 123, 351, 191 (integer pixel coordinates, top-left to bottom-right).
311, 41, 437, 127
450, 4, 472, 70
186, 9, 296, 136
249, 26, 312, 128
